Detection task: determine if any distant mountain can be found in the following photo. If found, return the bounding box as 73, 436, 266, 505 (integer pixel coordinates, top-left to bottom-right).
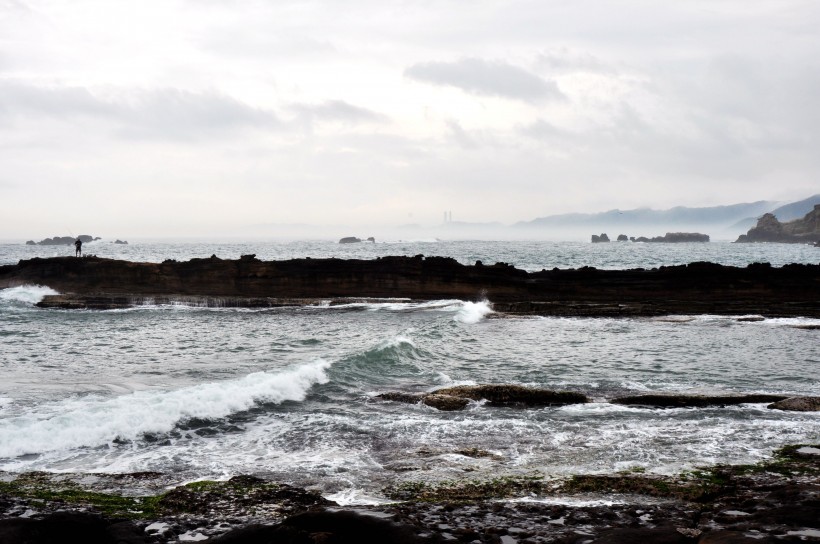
728, 194, 820, 230
517, 201, 779, 230
769, 194, 820, 221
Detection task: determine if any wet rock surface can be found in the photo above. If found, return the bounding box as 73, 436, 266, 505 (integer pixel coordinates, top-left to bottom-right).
768, 397, 820, 412
1, 446, 816, 543
377, 385, 588, 411
1, 256, 819, 317
611, 394, 788, 408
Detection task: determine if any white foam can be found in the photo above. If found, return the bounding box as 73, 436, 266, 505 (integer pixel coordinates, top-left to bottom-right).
454, 300, 493, 324
0, 359, 332, 458
325, 488, 393, 506
0, 285, 59, 305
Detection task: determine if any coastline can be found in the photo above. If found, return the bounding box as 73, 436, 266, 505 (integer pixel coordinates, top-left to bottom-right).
1, 255, 819, 317
1, 445, 818, 543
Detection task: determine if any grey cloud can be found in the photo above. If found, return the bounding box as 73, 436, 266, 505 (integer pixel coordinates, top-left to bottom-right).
405, 58, 565, 103
117, 88, 278, 141
519, 119, 569, 142
536, 49, 615, 75
289, 100, 389, 125
445, 119, 478, 149
0, 80, 279, 140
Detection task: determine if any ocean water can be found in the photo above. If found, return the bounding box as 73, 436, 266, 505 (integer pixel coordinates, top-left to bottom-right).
0, 240, 818, 504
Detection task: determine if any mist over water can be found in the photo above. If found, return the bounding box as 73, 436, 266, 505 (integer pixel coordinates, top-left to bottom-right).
0, 241, 817, 502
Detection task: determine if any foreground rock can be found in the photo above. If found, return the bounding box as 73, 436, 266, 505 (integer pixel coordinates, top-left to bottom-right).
2, 256, 819, 317
735, 204, 820, 243
377, 385, 588, 411
2, 445, 816, 543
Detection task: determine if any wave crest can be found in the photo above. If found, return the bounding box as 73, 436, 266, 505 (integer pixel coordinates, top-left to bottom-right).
0, 359, 332, 459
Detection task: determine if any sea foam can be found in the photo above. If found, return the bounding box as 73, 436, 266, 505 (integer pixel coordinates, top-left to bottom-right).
0, 285, 59, 305
0, 359, 332, 458
454, 300, 493, 324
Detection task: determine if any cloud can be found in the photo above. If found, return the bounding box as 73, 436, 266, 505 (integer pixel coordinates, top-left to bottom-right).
0, 80, 278, 140
405, 58, 565, 103
288, 100, 389, 125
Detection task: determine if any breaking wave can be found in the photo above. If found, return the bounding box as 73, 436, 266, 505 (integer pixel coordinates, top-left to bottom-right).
0, 285, 59, 305
0, 359, 332, 459
454, 300, 493, 324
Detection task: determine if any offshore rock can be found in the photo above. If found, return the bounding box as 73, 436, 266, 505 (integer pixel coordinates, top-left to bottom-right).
1, 256, 819, 317
591, 233, 610, 243
612, 393, 788, 408
768, 396, 820, 412
28, 234, 100, 245
339, 236, 362, 243
736, 204, 820, 243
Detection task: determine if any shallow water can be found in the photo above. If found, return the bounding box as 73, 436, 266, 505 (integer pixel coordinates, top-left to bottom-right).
0, 241, 818, 504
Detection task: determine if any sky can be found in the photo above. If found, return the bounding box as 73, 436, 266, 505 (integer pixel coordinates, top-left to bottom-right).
1, 0, 818, 239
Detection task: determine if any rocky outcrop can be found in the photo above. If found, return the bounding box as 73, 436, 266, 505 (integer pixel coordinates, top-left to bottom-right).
1, 256, 819, 317
736, 205, 820, 243
768, 396, 820, 412
377, 385, 588, 411
25, 235, 100, 246
596, 232, 710, 243
1, 446, 817, 543
612, 393, 788, 408
339, 237, 362, 243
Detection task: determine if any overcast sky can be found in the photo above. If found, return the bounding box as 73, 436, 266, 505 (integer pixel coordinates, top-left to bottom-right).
1, 0, 818, 239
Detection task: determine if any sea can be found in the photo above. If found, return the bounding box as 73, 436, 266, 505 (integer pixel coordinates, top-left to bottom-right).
0, 239, 818, 505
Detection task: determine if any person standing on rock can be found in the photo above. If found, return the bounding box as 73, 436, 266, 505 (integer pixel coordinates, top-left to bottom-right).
74, 237, 82, 257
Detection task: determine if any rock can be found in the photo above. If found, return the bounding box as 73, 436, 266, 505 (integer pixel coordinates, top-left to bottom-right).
617, 234, 629, 241
0, 512, 146, 544
377, 385, 587, 411
376, 392, 425, 404
431, 384, 588, 407
736, 205, 820, 243
652, 232, 709, 243
339, 237, 362, 244
421, 394, 470, 411
25, 240, 35, 245
767, 396, 820, 411
587, 525, 694, 544
3, 257, 820, 318
591, 233, 610, 243
29, 234, 99, 246
114, 239, 128, 244
366, 237, 376, 242
611, 393, 788, 408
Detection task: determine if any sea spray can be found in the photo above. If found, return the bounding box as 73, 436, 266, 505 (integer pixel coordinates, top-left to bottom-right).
454, 300, 493, 324
0, 285, 59, 305
0, 359, 332, 459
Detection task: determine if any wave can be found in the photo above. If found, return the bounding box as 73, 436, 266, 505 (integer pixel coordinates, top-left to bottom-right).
0, 285, 59, 305
454, 300, 493, 324
0, 359, 332, 459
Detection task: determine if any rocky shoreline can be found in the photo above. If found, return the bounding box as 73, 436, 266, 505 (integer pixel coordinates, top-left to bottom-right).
1, 256, 819, 317
1, 445, 817, 543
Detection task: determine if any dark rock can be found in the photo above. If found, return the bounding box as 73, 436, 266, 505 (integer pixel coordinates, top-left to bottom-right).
282, 509, 439, 544
612, 393, 788, 408
339, 237, 362, 244
421, 394, 470, 411
736, 205, 820, 243
617, 234, 629, 241
2, 256, 820, 318
431, 384, 588, 407
591, 233, 610, 243
0, 512, 146, 544
366, 237, 376, 242
699, 531, 775, 543
376, 392, 425, 404
114, 239, 128, 244
25, 240, 35, 245
768, 396, 820, 412
587, 525, 695, 544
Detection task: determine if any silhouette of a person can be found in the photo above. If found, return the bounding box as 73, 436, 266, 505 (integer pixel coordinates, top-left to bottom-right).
74, 238, 82, 257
